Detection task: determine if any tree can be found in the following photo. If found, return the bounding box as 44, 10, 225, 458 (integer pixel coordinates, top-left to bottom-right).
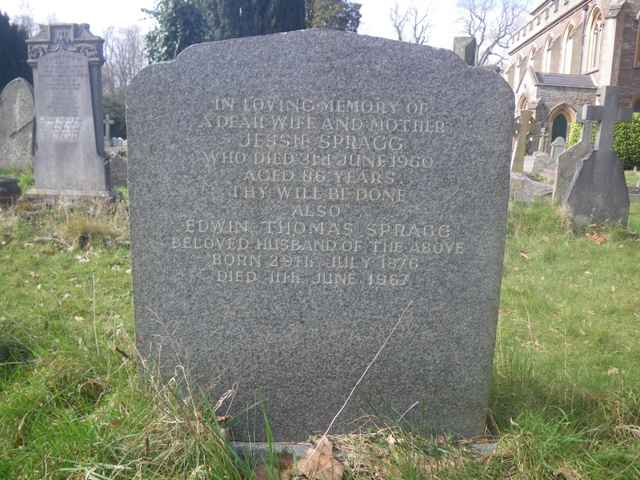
457, 0, 528, 66
389, 2, 430, 44
103, 26, 147, 93
306, 0, 361, 32
0, 11, 31, 91
145, 0, 307, 62
145, 0, 209, 63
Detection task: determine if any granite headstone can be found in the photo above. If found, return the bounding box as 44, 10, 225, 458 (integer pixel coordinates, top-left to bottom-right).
128, 30, 514, 442
26, 24, 111, 199
0, 78, 34, 170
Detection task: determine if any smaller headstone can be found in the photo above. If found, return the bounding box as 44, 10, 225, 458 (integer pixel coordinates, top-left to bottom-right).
549, 137, 566, 161
565, 87, 631, 226
453, 37, 477, 66
537, 127, 548, 152
0, 78, 34, 170
510, 172, 553, 203
512, 110, 534, 172
26, 24, 111, 200
553, 121, 594, 204
104, 114, 115, 147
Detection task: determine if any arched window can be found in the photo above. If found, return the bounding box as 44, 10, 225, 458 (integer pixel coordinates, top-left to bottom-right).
635, 12, 640, 68
513, 55, 523, 87
633, 98, 640, 113
561, 24, 575, 74
528, 46, 537, 68
518, 96, 529, 112
586, 8, 604, 71
543, 37, 553, 72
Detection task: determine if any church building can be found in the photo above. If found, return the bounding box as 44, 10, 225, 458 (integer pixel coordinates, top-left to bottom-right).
504, 0, 640, 151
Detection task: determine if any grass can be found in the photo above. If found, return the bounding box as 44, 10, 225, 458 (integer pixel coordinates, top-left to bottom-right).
0, 167, 34, 193
0, 199, 639, 478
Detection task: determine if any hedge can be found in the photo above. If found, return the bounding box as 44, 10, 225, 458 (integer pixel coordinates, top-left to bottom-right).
566, 113, 639, 169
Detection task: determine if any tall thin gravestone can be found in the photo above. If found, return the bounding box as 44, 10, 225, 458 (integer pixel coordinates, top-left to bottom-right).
128, 30, 514, 442
565, 86, 631, 226
26, 24, 111, 199
511, 110, 534, 173
0, 78, 34, 170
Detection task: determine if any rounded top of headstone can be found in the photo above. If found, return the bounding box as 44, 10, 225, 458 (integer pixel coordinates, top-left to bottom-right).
1, 77, 34, 98
130, 29, 514, 123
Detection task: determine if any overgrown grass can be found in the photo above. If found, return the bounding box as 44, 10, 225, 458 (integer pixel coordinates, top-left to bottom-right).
1, 200, 639, 478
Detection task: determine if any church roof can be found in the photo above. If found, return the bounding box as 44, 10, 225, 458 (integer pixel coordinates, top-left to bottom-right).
534, 72, 597, 89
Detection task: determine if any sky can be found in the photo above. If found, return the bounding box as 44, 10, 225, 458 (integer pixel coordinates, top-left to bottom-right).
1, 0, 465, 50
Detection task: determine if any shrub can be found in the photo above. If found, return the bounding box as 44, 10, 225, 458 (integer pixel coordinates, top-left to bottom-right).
614, 113, 640, 170
567, 122, 582, 147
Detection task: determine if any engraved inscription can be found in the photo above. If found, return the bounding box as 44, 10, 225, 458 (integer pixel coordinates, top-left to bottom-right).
173, 96, 461, 288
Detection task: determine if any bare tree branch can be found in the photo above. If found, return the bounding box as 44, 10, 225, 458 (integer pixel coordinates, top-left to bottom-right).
457, 0, 528, 66
390, 2, 431, 45
103, 26, 147, 94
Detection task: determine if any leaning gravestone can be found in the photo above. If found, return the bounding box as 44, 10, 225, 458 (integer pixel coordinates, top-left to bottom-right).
26, 24, 111, 199
565, 87, 631, 226
128, 30, 514, 442
0, 78, 34, 170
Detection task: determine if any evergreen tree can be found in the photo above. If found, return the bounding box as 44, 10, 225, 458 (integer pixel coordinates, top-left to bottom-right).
0, 11, 32, 91
145, 0, 306, 62
306, 0, 361, 32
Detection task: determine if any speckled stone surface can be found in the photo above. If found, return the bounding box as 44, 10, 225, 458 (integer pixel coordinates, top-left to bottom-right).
128, 29, 514, 442
0, 78, 33, 170
29, 49, 109, 197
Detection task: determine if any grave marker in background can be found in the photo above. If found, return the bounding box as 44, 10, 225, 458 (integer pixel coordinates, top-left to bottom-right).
0, 78, 34, 170
565, 87, 631, 226
26, 24, 111, 199
128, 30, 514, 442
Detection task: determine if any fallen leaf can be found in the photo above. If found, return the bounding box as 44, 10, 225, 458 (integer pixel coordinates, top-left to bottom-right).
519, 250, 529, 260
297, 436, 344, 480
586, 232, 607, 245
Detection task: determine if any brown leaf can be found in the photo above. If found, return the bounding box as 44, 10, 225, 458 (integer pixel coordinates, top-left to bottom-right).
297, 436, 345, 480
519, 250, 529, 260
586, 232, 608, 245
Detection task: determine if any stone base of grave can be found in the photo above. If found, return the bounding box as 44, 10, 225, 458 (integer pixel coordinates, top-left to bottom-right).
23, 188, 114, 205
232, 440, 498, 462
510, 173, 553, 203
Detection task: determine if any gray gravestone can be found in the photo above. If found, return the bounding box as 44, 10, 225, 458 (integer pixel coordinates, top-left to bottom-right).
128, 30, 514, 442
565, 87, 631, 226
26, 24, 111, 199
0, 78, 34, 170
553, 120, 594, 204
511, 110, 534, 173
453, 37, 477, 66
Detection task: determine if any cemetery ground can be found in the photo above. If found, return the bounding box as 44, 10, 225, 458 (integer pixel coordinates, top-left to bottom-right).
0, 192, 640, 479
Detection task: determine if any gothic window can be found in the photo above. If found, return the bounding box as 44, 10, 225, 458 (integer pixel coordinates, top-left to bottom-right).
586, 8, 604, 71
519, 96, 529, 112
514, 55, 523, 87
543, 37, 553, 72
635, 15, 640, 68
529, 46, 537, 68
561, 24, 575, 74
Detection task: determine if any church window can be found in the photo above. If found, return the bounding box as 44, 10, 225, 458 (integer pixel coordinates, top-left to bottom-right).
586, 8, 604, 71
543, 37, 553, 72
561, 24, 575, 74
